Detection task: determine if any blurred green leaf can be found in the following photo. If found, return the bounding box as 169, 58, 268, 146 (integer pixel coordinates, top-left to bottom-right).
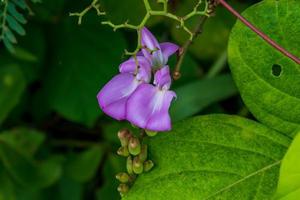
171, 74, 238, 121
124, 115, 290, 199
0, 140, 62, 189
6, 15, 25, 36
42, 18, 126, 126
97, 154, 124, 200
65, 145, 104, 183
0, 65, 25, 125
0, 128, 45, 157
275, 130, 300, 200
228, 0, 300, 136
7, 2, 27, 24
0, 166, 15, 200
100, 0, 146, 25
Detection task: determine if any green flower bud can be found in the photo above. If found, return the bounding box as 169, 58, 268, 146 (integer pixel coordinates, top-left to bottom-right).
126, 156, 133, 174
144, 160, 154, 172
128, 137, 141, 156
133, 156, 143, 174
138, 144, 148, 162
116, 172, 130, 183
145, 130, 158, 137
117, 146, 129, 157
118, 129, 130, 147
117, 183, 129, 195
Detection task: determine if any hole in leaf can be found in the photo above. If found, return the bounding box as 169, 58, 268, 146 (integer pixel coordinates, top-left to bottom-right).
272, 64, 282, 77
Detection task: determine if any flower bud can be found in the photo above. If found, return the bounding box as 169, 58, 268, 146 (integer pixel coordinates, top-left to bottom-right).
118, 129, 130, 147
117, 146, 129, 157
144, 160, 154, 172
145, 130, 158, 137
138, 144, 148, 162
126, 156, 133, 174
117, 183, 129, 195
133, 156, 143, 174
116, 172, 130, 183
128, 137, 141, 156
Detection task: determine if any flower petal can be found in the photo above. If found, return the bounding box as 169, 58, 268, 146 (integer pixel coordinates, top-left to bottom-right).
141, 27, 163, 66
119, 56, 151, 82
160, 42, 179, 64
126, 84, 176, 131
154, 66, 172, 89
97, 73, 140, 120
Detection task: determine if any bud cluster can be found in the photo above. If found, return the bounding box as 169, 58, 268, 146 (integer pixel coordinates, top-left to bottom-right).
116, 129, 154, 197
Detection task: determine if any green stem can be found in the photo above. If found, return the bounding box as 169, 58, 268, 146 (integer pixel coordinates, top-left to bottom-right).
206, 50, 227, 78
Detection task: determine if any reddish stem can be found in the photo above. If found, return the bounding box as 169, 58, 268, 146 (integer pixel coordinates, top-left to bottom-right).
219, 0, 300, 65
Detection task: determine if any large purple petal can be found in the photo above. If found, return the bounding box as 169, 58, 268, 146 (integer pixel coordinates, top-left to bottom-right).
160, 42, 179, 64
141, 27, 163, 67
126, 84, 176, 131
119, 56, 151, 82
154, 66, 172, 90
97, 73, 140, 120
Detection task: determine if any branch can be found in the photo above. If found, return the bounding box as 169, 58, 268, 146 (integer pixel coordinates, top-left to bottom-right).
218, 0, 300, 65
69, 0, 105, 25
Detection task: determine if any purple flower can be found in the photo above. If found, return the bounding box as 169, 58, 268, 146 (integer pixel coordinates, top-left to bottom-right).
97, 56, 151, 120
141, 27, 179, 68
126, 66, 176, 131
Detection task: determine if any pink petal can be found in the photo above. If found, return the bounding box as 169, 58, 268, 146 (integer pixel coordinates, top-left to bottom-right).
97, 73, 140, 120
154, 66, 172, 90
126, 84, 176, 131
141, 27, 164, 67
119, 56, 151, 82
160, 42, 179, 64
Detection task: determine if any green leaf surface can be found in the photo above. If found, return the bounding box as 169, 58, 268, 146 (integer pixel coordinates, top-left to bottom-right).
42, 18, 126, 126
65, 145, 104, 183
0, 65, 25, 125
171, 74, 238, 122
275, 130, 300, 200
228, 0, 300, 136
124, 114, 290, 200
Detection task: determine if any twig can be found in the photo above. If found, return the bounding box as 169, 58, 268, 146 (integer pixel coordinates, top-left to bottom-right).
218, 0, 300, 65
101, 0, 209, 56
173, 15, 208, 80
69, 0, 105, 25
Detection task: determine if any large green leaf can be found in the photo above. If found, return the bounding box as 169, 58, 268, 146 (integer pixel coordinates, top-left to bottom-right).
42, 18, 126, 126
275, 130, 300, 200
170, 74, 238, 122
228, 0, 300, 136
124, 115, 290, 200
0, 65, 25, 125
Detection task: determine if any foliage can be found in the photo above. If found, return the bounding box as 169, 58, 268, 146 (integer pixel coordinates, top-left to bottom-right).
228, 0, 300, 136
275, 130, 300, 199
0, 0, 299, 199
124, 115, 290, 199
